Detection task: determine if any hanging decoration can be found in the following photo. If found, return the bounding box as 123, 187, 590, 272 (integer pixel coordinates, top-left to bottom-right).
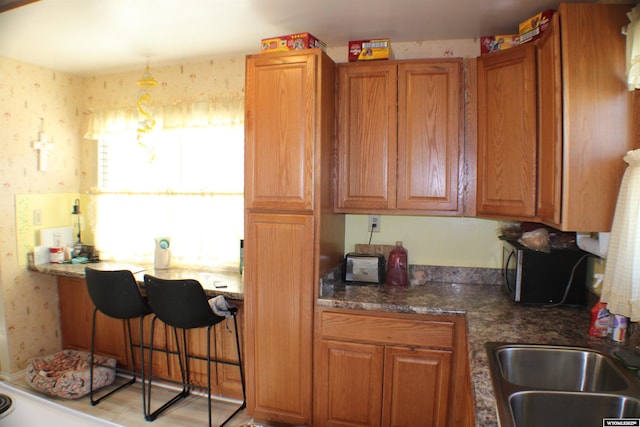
136, 64, 158, 157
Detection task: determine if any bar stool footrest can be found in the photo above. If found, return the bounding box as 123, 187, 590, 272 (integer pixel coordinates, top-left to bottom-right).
145, 388, 190, 421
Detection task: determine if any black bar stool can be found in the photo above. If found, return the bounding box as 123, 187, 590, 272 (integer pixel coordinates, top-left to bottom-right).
143, 274, 246, 427
85, 267, 153, 412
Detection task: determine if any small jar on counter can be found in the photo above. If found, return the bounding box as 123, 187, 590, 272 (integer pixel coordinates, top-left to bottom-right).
610, 314, 629, 343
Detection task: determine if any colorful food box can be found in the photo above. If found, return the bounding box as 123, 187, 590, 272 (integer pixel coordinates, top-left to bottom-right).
260, 33, 326, 53
519, 9, 555, 44
480, 35, 521, 54
348, 39, 390, 62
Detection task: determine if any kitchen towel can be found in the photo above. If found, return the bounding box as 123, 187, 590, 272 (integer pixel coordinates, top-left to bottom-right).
601, 149, 640, 321
208, 295, 233, 318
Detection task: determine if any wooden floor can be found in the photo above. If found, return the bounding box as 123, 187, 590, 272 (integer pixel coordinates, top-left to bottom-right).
8, 376, 255, 427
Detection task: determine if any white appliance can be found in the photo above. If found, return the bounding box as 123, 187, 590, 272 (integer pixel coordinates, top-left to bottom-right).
154, 237, 171, 269
0, 382, 122, 426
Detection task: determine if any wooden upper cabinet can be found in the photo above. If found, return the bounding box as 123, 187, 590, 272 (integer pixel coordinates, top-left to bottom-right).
336, 59, 464, 214
336, 63, 397, 210
245, 52, 317, 212
542, 3, 635, 232
477, 44, 537, 218
397, 61, 463, 211
536, 12, 563, 226
479, 4, 636, 230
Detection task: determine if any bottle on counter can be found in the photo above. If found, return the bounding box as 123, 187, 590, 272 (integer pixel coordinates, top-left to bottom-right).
610, 314, 628, 343
588, 301, 610, 337
386, 241, 408, 286
239, 239, 244, 275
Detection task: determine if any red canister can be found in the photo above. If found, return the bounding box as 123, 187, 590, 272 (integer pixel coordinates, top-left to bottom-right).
49, 247, 64, 264
386, 241, 408, 286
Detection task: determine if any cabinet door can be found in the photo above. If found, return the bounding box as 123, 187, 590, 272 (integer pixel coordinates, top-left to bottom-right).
213, 300, 245, 399
336, 63, 397, 210
245, 213, 314, 425
382, 346, 452, 427
537, 13, 563, 225
57, 276, 128, 367
58, 276, 91, 353
316, 339, 384, 427
558, 3, 633, 231
245, 52, 317, 212
477, 45, 537, 218
397, 60, 463, 212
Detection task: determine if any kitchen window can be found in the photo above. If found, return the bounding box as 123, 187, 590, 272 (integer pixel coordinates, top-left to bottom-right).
86, 97, 244, 269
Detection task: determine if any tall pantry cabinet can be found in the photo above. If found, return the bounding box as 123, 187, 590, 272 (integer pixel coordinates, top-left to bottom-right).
244, 49, 345, 425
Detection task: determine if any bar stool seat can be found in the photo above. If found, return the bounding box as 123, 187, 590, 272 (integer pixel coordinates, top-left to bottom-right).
143, 274, 246, 427
85, 267, 153, 412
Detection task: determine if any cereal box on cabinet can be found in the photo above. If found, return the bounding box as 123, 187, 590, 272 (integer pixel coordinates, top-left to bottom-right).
260, 33, 326, 53
519, 9, 554, 44
348, 39, 390, 62
480, 35, 521, 54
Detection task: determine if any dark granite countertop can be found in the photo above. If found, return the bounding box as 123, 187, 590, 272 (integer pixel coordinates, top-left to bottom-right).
29, 262, 245, 300
317, 282, 635, 427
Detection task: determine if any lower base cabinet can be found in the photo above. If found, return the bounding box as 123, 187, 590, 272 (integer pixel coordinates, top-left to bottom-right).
382, 346, 452, 426
57, 276, 129, 366
317, 340, 384, 426
314, 308, 472, 427
57, 276, 245, 400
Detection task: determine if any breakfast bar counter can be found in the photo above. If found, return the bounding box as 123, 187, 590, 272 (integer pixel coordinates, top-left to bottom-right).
30, 262, 244, 300
30, 261, 247, 401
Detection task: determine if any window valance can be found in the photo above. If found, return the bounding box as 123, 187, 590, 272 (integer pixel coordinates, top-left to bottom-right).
85, 94, 244, 139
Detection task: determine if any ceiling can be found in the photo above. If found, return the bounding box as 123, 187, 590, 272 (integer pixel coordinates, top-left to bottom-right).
0, 0, 606, 76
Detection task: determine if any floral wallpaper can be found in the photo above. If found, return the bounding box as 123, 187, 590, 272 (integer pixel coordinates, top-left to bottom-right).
0, 38, 478, 377
0, 53, 247, 377
0, 57, 85, 376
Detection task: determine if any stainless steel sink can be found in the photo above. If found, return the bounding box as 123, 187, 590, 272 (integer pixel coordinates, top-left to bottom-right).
486, 343, 640, 427
509, 391, 640, 427
496, 344, 630, 391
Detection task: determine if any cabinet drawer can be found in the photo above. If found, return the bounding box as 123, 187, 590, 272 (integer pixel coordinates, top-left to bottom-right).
319, 311, 455, 349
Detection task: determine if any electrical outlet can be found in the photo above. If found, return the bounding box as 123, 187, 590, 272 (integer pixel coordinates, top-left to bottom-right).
368, 215, 381, 232
33, 209, 42, 226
